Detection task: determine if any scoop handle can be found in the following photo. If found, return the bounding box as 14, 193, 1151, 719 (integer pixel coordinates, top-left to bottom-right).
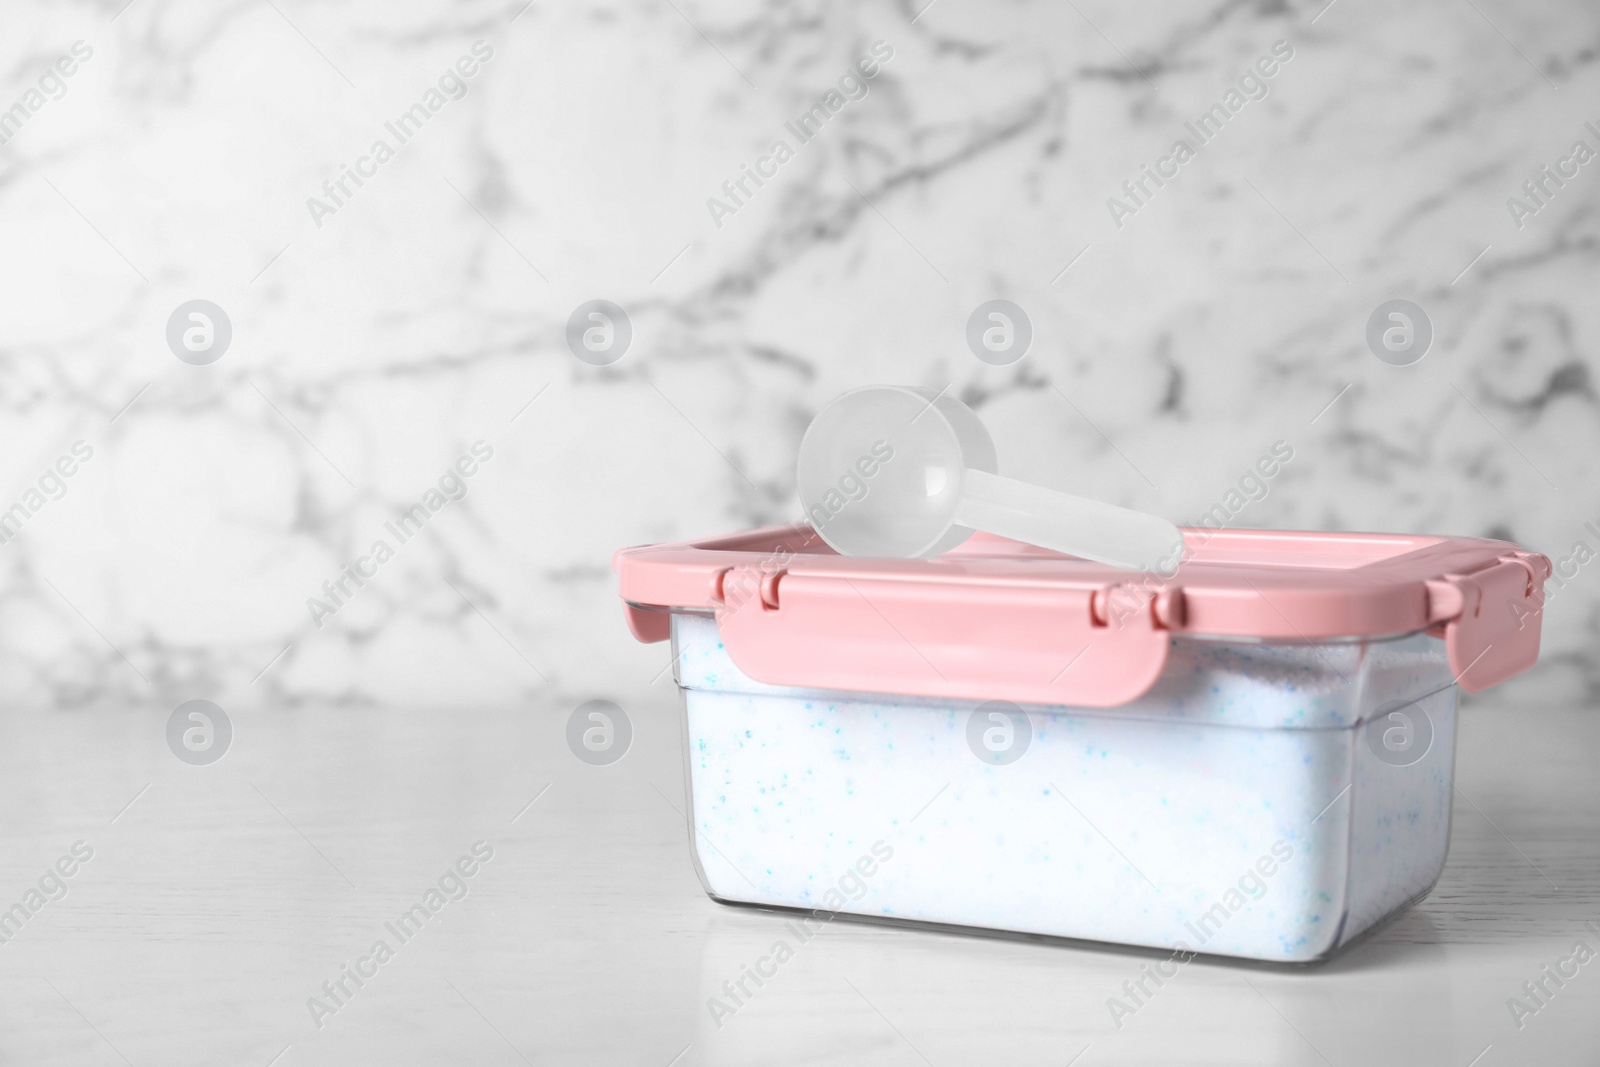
954, 468, 1183, 572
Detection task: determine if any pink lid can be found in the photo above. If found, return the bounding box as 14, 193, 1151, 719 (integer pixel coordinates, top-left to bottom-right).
614, 524, 1550, 708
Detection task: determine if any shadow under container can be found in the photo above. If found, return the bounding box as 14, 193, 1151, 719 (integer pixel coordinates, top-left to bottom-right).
614, 525, 1550, 963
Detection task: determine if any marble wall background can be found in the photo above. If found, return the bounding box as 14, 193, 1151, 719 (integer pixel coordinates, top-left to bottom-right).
1, 0, 1596, 711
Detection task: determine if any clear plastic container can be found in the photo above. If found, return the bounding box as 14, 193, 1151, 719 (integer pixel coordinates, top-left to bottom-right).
615, 525, 1549, 963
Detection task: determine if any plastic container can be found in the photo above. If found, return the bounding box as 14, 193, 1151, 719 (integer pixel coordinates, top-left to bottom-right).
613, 524, 1550, 962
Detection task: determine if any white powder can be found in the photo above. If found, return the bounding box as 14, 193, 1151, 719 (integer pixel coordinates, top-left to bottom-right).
671, 612, 1458, 962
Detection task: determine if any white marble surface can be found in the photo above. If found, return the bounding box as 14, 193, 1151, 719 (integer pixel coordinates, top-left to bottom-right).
0, 0, 1596, 710
0, 696, 1596, 1065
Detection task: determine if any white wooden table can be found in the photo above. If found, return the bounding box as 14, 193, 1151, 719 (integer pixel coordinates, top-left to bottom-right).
0, 693, 1595, 1065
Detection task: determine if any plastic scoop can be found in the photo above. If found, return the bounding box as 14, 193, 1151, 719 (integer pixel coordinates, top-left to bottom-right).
797, 385, 1183, 570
